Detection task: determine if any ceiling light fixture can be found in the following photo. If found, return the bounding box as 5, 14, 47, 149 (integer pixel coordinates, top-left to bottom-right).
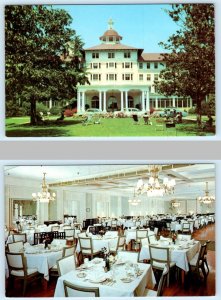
128, 189, 141, 206
171, 199, 181, 208
32, 173, 56, 203
136, 165, 176, 197
197, 182, 215, 205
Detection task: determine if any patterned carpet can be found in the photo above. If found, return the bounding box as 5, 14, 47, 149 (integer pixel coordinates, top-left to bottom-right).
199, 240, 215, 251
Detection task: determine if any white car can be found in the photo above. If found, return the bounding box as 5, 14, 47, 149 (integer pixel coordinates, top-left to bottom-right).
114, 108, 145, 117
85, 108, 102, 115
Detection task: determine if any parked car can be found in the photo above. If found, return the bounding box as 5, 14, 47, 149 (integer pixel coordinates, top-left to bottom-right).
85, 108, 102, 115
158, 108, 188, 118
114, 108, 145, 117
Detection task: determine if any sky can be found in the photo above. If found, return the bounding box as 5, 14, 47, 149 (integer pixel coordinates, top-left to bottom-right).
54, 4, 180, 53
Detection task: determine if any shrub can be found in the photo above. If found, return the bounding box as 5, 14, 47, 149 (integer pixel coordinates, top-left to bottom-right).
50, 106, 62, 115
188, 107, 196, 114
36, 102, 48, 114
64, 109, 74, 117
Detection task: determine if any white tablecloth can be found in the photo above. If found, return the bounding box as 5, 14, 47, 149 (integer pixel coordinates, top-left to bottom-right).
139, 240, 200, 272
5, 247, 63, 281
54, 260, 156, 297
25, 250, 63, 280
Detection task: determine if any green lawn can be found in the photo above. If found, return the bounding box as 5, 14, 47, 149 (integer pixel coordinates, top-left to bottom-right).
5, 115, 215, 137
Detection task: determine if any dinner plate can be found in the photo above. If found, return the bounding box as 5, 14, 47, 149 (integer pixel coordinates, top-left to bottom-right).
121, 277, 133, 283
77, 272, 87, 278
89, 276, 107, 283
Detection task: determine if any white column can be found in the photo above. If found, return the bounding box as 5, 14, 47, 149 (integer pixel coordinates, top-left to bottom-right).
189, 97, 193, 107
155, 97, 158, 109
172, 97, 176, 107
121, 91, 124, 111
82, 92, 85, 112
99, 91, 102, 110
125, 91, 128, 110
145, 89, 150, 112
141, 91, 145, 112
103, 91, 107, 112
14, 204, 19, 220
19, 205, 23, 217
77, 91, 81, 113
38, 202, 49, 225
49, 99, 52, 109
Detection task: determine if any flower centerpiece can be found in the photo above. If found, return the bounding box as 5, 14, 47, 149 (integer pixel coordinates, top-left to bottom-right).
43, 234, 51, 249
101, 247, 110, 272
171, 232, 177, 244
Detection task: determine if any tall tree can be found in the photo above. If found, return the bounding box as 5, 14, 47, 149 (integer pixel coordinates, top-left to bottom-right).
5, 5, 88, 124
155, 4, 215, 123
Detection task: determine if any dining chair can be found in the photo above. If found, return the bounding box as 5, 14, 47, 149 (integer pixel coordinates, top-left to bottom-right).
62, 246, 75, 257
111, 220, 117, 231
182, 223, 191, 234
78, 237, 100, 260
149, 245, 176, 287
177, 234, 192, 241
110, 235, 125, 254
64, 229, 75, 243
63, 280, 100, 297
117, 250, 139, 263
51, 225, 60, 232
189, 243, 207, 280
143, 265, 169, 296
134, 229, 148, 250
57, 254, 76, 276
12, 233, 27, 243
148, 234, 157, 244
6, 251, 41, 296
204, 240, 210, 273
8, 241, 24, 252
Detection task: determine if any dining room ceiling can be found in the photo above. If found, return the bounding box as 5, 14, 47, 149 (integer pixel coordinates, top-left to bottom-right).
4, 163, 215, 198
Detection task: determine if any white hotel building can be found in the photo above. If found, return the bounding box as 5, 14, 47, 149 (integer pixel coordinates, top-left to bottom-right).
76, 20, 193, 114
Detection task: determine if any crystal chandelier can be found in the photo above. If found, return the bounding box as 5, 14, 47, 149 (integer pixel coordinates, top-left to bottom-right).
128, 189, 141, 206
171, 199, 180, 208
32, 173, 56, 203
136, 165, 176, 197
197, 182, 215, 204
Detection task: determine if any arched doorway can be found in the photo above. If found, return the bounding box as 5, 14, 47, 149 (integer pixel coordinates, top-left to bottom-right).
91, 96, 99, 108
108, 96, 118, 111
128, 96, 134, 108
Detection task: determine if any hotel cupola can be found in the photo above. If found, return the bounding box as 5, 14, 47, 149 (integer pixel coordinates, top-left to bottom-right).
99, 19, 122, 44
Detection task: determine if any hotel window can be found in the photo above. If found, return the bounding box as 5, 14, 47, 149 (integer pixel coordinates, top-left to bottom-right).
125, 62, 130, 68
146, 62, 150, 69
109, 62, 115, 68
93, 63, 98, 69
123, 73, 132, 81
124, 52, 131, 58
92, 52, 99, 59
139, 74, 143, 81
154, 74, 159, 81
108, 52, 115, 59
139, 63, 143, 69
108, 74, 115, 80
154, 62, 158, 69
92, 74, 99, 81
147, 74, 151, 81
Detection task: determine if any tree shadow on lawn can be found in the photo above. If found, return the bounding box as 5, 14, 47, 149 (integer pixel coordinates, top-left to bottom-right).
176, 120, 215, 136
6, 128, 70, 137
6, 119, 84, 137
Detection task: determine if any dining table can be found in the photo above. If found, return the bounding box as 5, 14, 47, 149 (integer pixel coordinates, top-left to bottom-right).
139, 238, 200, 272
54, 257, 156, 297
5, 243, 63, 280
